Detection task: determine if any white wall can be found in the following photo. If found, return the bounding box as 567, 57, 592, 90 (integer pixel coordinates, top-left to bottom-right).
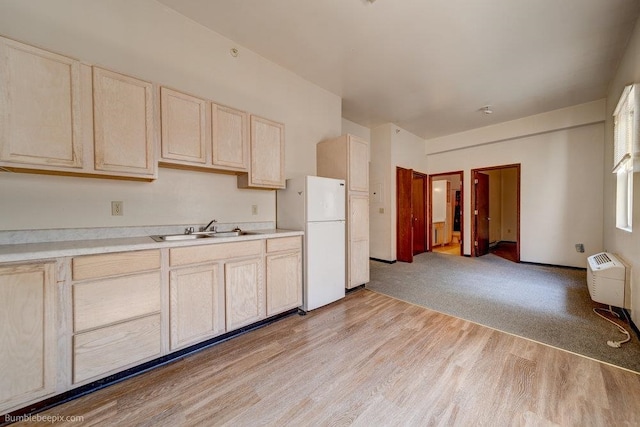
342, 118, 371, 142
369, 124, 393, 260
0, 0, 341, 230
604, 16, 640, 324
369, 124, 427, 261
426, 102, 605, 268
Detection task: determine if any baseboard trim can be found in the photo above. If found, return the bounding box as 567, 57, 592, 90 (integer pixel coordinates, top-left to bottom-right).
4, 308, 299, 423
520, 261, 586, 271
347, 284, 366, 293
622, 308, 640, 340
370, 257, 396, 264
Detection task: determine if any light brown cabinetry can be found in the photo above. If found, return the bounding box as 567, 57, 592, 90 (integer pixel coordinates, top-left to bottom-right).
159, 87, 249, 174
70, 250, 162, 384
168, 240, 264, 345
225, 257, 265, 329
265, 236, 302, 316
317, 134, 370, 288
93, 67, 156, 178
237, 115, 285, 189
160, 87, 209, 165
0, 262, 56, 414
0, 37, 85, 170
169, 263, 225, 351
211, 104, 249, 172
0, 36, 158, 180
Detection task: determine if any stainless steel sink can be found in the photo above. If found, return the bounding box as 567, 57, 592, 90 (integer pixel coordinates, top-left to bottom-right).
150, 229, 259, 242
150, 233, 214, 242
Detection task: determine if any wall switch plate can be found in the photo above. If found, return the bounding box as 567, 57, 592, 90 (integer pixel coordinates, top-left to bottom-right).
111, 201, 123, 216
379, 207, 384, 214
251, 205, 258, 215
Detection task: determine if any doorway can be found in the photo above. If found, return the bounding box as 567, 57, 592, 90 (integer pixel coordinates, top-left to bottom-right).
471, 164, 520, 262
396, 167, 428, 263
428, 171, 464, 256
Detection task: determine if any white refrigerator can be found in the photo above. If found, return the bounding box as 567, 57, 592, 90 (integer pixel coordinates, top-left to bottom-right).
277, 176, 346, 311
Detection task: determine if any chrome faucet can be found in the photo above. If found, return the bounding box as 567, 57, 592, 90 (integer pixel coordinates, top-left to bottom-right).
201, 219, 217, 233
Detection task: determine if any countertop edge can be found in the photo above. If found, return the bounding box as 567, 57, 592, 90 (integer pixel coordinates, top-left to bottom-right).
0, 229, 304, 263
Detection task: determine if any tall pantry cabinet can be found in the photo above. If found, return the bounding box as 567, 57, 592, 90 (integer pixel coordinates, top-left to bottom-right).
317, 134, 370, 289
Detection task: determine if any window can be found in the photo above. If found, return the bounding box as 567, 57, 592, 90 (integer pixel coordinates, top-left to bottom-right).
613, 84, 638, 231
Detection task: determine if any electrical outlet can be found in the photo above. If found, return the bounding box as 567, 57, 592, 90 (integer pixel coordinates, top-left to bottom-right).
379, 207, 384, 214
111, 201, 123, 216
252, 205, 258, 215
575, 243, 584, 253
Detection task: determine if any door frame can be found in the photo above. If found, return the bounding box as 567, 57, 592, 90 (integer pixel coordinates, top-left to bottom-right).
427, 171, 464, 255
470, 164, 521, 261
412, 171, 428, 255
396, 167, 414, 262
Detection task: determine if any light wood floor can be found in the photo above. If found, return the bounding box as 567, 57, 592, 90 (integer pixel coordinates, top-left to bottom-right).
432, 242, 461, 255
15, 290, 640, 426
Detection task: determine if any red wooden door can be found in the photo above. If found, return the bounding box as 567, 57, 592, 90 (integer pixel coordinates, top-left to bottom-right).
412, 173, 426, 254
474, 172, 490, 256
396, 167, 413, 262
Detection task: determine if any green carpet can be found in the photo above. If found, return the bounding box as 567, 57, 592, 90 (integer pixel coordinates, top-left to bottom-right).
367, 252, 640, 373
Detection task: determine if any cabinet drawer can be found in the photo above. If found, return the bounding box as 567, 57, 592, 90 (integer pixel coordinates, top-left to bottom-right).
170, 240, 262, 267
266, 236, 301, 253
72, 250, 160, 281
73, 314, 161, 384
73, 271, 161, 332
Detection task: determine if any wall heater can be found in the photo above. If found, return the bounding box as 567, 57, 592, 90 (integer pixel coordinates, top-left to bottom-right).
587, 252, 630, 309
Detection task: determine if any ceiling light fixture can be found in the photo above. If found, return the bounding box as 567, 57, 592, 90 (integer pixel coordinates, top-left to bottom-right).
480, 105, 493, 115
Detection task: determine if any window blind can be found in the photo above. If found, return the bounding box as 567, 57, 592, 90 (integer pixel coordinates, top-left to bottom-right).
613, 84, 637, 173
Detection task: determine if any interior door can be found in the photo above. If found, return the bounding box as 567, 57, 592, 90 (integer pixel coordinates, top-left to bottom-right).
396, 167, 413, 262
412, 173, 426, 255
474, 172, 490, 256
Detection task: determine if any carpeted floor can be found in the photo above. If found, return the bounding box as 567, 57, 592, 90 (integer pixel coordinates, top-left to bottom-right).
367, 252, 640, 373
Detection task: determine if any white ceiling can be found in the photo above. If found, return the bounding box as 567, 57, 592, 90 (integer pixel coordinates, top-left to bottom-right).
157, 0, 640, 140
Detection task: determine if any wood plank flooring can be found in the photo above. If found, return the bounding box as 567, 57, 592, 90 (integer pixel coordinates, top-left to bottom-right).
11, 290, 640, 426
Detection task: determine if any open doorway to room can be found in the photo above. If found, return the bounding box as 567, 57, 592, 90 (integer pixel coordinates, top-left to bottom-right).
471, 164, 520, 262
396, 167, 428, 263
428, 172, 463, 256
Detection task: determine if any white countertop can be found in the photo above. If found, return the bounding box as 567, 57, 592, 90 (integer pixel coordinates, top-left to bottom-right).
0, 229, 303, 263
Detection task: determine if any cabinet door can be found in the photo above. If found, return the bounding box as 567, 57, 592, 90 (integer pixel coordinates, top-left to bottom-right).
348, 193, 370, 288
169, 264, 225, 351
0, 263, 56, 413
0, 37, 83, 169
73, 314, 161, 384
243, 115, 285, 189
160, 87, 209, 165
212, 104, 249, 172
225, 258, 265, 330
93, 67, 156, 177
348, 135, 369, 192
266, 251, 302, 316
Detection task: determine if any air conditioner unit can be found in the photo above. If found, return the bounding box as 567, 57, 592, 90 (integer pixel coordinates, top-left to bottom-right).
586, 252, 630, 309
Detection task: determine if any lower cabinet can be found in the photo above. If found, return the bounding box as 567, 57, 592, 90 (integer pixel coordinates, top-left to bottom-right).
0, 262, 56, 414
225, 257, 265, 330
1, 234, 302, 413
169, 264, 225, 351
266, 236, 302, 316
70, 250, 162, 385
